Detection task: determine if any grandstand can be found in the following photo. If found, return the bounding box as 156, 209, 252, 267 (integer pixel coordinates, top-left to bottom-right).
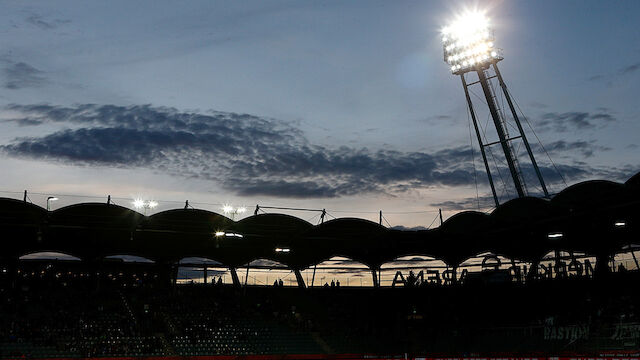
1, 172, 639, 358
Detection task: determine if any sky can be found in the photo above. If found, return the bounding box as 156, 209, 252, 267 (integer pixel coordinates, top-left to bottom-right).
1, 0, 639, 227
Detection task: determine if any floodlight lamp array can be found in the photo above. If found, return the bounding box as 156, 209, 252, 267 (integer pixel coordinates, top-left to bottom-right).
441, 12, 502, 74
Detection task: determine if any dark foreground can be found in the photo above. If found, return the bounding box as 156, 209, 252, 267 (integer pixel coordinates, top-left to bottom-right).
1, 272, 639, 359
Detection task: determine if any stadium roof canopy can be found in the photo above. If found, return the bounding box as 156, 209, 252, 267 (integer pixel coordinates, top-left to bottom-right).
1, 172, 639, 269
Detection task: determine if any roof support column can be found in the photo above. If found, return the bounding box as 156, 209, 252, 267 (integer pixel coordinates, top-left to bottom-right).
156, 262, 176, 288
230, 268, 241, 288
294, 269, 306, 289
371, 267, 379, 288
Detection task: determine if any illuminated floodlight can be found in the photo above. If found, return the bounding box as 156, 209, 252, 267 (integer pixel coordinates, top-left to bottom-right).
221, 204, 247, 220
132, 199, 145, 209
132, 198, 159, 214
441, 10, 502, 74
222, 204, 234, 214
614, 221, 626, 228
547, 232, 563, 240
214, 231, 225, 237
275, 247, 291, 253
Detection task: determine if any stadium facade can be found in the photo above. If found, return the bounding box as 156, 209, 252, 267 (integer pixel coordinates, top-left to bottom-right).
1, 172, 639, 287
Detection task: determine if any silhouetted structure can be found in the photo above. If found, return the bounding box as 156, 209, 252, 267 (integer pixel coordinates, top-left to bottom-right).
1, 172, 639, 357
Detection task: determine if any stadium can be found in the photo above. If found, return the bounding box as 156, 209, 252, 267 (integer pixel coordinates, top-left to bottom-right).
2, 4, 640, 360
1, 171, 639, 358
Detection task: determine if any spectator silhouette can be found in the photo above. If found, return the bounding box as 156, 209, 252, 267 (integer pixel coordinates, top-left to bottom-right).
407, 271, 417, 288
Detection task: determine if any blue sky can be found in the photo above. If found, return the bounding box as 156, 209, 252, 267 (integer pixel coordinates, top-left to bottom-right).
0, 0, 638, 226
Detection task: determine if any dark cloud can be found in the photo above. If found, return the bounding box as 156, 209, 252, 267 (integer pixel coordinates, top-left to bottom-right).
421, 114, 459, 126
390, 225, 429, 231
432, 195, 495, 211
323, 259, 363, 266
327, 269, 367, 275
25, 14, 70, 30
620, 62, 640, 75
587, 74, 603, 82
3, 62, 47, 89
0, 104, 629, 199
587, 61, 640, 82
530, 140, 610, 159
537, 111, 615, 133
431, 163, 637, 211
247, 259, 288, 268
529, 102, 548, 109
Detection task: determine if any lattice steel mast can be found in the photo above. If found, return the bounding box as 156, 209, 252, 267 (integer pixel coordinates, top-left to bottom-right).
441, 11, 548, 206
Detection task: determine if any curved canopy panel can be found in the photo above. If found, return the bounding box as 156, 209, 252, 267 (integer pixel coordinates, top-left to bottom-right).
136, 209, 232, 263
489, 197, 559, 262
551, 180, 628, 212
309, 218, 385, 239
0, 197, 47, 224
438, 211, 492, 266
0, 198, 48, 257
221, 214, 313, 268
45, 203, 144, 259
302, 218, 387, 267
231, 213, 312, 239
380, 229, 445, 266
625, 170, 640, 190
50, 203, 143, 228
491, 197, 556, 226
551, 180, 633, 254
145, 209, 232, 233
440, 211, 492, 235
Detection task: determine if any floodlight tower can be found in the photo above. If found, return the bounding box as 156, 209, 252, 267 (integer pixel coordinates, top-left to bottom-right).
442, 11, 548, 206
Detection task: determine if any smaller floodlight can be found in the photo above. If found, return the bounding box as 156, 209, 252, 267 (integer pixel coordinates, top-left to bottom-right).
547, 232, 563, 240
215, 231, 225, 237
222, 204, 234, 214
148, 201, 158, 209
133, 199, 145, 209
221, 204, 247, 220
614, 221, 626, 228
275, 247, 291, 253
